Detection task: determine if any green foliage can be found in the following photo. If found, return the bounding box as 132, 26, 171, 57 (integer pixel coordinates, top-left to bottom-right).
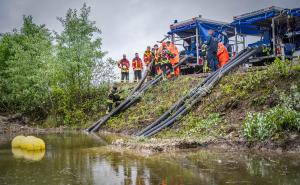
50, 85, 109, 125
269, 57, 290, 76
243, 106, 300, 140
243, 80, 300, 140
50, 3, 115, 125
291, 65, 300, 71
0, 4, 115, 126
278, 85, 300, 110
0, 16, 53, 116
183, 113, 222, 138
220, 58, 292, 101
105, 76, 199, 132
55, 3, 108, 89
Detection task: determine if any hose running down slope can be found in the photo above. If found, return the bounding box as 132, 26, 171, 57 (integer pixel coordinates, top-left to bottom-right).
136, 47, 260, 137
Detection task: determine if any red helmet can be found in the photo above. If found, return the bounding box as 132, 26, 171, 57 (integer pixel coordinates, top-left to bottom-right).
162, 42, 167, 47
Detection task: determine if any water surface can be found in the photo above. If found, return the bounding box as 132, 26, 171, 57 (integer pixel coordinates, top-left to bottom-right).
0, 132, 299, 185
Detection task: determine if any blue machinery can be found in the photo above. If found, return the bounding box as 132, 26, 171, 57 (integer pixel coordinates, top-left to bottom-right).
168, 6, 300, 69
168, 16, 234, 72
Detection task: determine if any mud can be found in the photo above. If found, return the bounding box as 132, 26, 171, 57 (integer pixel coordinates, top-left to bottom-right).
110, 135, 300, 154
0, 114, 66, 134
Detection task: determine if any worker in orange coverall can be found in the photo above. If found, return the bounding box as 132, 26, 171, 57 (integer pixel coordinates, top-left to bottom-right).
166, 41, 180, 77
153, 44, 162, 75
217, 42, 230, 68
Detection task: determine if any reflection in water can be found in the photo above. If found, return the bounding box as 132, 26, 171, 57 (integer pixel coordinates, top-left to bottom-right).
0, 133, 299, 185
12, 148, 45, 161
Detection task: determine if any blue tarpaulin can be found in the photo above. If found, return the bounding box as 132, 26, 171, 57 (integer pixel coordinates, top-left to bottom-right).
168, 18, 233, 57
231, 8, 280, 36
231, 7, 300, 36
168, 18, 233, 42
231, 7, 300, 48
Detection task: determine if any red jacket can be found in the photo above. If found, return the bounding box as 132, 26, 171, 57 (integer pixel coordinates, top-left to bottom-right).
143, 50, 152, 65
132, 57, 143, 71
118, 59, 130, 72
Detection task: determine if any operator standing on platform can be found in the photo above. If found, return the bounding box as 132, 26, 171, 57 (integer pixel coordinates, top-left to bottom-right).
205, 30, 219, 72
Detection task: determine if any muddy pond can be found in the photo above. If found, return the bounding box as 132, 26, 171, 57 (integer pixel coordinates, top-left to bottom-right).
0, 132, 299, 185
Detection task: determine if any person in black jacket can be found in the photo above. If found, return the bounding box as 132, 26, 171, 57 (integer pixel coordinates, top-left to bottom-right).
106, 84, 121, 114
205, 30, 219, 71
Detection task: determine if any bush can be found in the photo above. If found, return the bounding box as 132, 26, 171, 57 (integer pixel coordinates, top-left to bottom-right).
269, 57, 291, 76
243, 106, 300, 140
50, 85, 109, 126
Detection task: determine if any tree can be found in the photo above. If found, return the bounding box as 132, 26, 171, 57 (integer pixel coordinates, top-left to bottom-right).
55, 3, 109, 92
0, 16, 53, 116
0, 4, 116, 125
52, 3, 116, 124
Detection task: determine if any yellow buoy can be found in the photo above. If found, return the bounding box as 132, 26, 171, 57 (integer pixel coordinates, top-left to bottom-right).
11, 135, 46, 151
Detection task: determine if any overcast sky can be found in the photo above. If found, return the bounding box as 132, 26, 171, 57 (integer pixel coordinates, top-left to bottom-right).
0, 0, 299, 61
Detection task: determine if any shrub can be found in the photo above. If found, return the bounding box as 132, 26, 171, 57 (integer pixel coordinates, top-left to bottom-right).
50, 85, 109, 126
269, 57, 290, 77
243, 106, 300, 140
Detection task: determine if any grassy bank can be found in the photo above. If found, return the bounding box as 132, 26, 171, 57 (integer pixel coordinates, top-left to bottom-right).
157, 60, 300, 143
102, 59, 300, 148
102, 76, 200, 134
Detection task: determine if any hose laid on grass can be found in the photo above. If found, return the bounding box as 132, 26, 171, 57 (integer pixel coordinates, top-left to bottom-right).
143, 49, 257, 137
138, 48, 259, 137
136, 49, 249, 136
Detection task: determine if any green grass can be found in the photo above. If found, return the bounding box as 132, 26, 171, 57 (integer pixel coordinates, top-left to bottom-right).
157, 60, 300, 141
103, 60, 300, 142
103, 76, 200, 133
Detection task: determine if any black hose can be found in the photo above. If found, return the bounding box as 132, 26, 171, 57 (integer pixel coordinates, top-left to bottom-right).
146, 48, 258, 136
144, 72, 223, 137
140, 48, 259, 137
145, 70, 227, 137
136, 49, 251, 136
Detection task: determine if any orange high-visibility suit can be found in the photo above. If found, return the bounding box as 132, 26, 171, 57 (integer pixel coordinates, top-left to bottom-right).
217, 42, 230, 68
167, 43, 180, 76
143, 50, 152, 66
